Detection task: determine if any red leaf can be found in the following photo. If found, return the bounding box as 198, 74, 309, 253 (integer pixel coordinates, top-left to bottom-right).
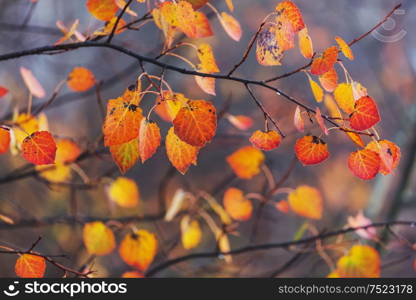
249, 130, 281, 151
0, 127, 11, 154
21, 131, 57, 165
348, 149, 380, 180
295, 135, 329, 165
349, 96, 380, 131
310, 46, 338, 75
0, 86, 8, 97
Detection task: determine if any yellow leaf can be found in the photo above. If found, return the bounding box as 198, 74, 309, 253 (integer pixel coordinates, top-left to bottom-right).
107, 177, 140, 208
181, 215, 202, 249
334, 83, 354, 114
288, 185, 323, 219
308, 77, 323, 102
110, 138, 140, 174
83, 221, 116, 256
333, 245, 380, 278
223, 187, 253, 221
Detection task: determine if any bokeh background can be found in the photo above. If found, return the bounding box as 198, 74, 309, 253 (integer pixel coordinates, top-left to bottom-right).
0, 0, 415, 277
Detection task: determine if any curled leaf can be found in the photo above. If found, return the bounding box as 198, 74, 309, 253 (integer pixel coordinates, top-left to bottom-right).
249, 130, 281, 151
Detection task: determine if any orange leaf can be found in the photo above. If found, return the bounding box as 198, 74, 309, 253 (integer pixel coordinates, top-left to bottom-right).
15, 254, 46, 278
335, 36, 354, 60
94, 16, 127, 36
298, 27, 313, 59
110, 138, 140, 174
83, 222, 116, 256
366, 140, 401, 175
107, 177, 140, 207
334, 82, 355, 114
226, 146, 265, 179
119, 229, 158, 271
165, 127, 199, 174
155, 91, 187, 122
249, 130, 281, 151
227, 114, 253, 131
319, 68, 338, 92
20, 67, 46, 98
122, 270, 144, 278
256, 26, 283, 66
349, 96, 380, 131
295, 135, 329, 165
193, 11, 213, 38
103, 95, 143, 146
86, 0, 118, 21
225, 0, 234, 11
55, 139, 81, 163
223, 187, 253, 221
219, 12, 242, 41
275, 200, 290, 214
315, 107, 329, 135
0, 127, 11, 154
21, 131, 57, 165
173, 99, 217, 147
293, 105, 304, 132
334, 245, 380, 278
310, 46, 338, 75
184, 0, 209, 9
348, 149, 380, 180
139, 119, 161, 163
67, 67, 96, 92
0, 86, 8, 97
275, 1, 305, 32
288, 185, 323, 220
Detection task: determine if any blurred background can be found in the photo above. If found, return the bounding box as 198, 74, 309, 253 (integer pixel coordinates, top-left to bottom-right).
0, 0, 415, 277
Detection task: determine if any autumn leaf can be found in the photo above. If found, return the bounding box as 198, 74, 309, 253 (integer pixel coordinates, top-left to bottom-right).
184, 0, 209, 9
110, 138, 140, 174
275, 200, 290, 214
173, 99, 217, 147
288, 185, 323, 220
276, 1, 305, 32
67, 67, 96, 92
83, 222, 116, 256
319, 68, 338, 92
295, 135, 329, 165
335, 36, 354, 60
249, 130, 281, 151
223, 187, 253, 221
165, 127, 199, 174
21, 131, 57, 165
219, 12, 242, 41
0, 127, 11, 154
334, 82, 355, 114
366, 140, 401, 175
139, 119, 161, 163
196, 43, 219, 73
103, 95, 143, 146
94, 16, 127, 36
308, 77, 323, 103
310, 46, 338, 76
256, 26, 283, 66
333, 245, 380, 278
293, 106, 305, 132
55, 139, 81, 163
298, 27, 313, 59
107, 177, 140, 208
349, 96, 381, 131
193, 11, 213, 38
180, 215, 202, 249
122, 270, 144, 278
0, 86, 8, 97
86, 0, 118, 21
15, 254, 46, 278
226, 146, 265, 179
315, 107, 329, 135
13, 113, 39, 146
348, 149, 380, 180
119, 229, 158, 271
195, 76, 216, 96
20, 66, 46, 98
345, 131, 365, 148
154, 91, 187, 122
227, 114, 253, 131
